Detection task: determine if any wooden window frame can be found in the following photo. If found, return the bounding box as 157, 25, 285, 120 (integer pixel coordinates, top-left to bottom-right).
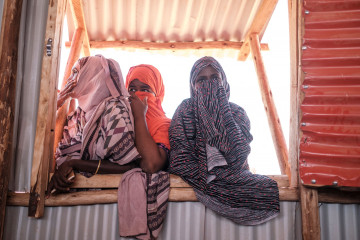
21, 0, 297, 219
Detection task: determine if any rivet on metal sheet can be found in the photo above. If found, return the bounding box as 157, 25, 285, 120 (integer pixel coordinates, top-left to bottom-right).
311, 179, 316, 184
303, 85, 309, 89
333, 181, 338, 186
302, 46, 307, 50
305, 10, 310, 15
301, 122, 306, 126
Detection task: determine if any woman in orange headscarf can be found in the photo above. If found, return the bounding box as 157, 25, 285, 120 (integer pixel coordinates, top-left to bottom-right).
125, 64, 171, 173
117, 64, 171, 239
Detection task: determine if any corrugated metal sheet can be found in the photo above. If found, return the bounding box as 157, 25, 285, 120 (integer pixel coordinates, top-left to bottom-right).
204, 202, 301, 240
319, 203, 360, 240
299, 0, 360, 187
68, 0, 262, 43
0, 0, 4, 27
4, 202, 205, 240
5, 202, 304, 240
9, 0, 49, 192
66, 0, 264, 58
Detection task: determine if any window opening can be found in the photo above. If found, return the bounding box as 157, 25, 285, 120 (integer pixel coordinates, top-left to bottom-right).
56, 1, 290, 175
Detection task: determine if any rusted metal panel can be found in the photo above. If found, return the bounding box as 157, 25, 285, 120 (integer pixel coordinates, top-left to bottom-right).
300, 0, 360, 187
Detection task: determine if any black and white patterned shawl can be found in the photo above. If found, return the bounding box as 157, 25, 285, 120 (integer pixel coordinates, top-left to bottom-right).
169, 57, 279, 225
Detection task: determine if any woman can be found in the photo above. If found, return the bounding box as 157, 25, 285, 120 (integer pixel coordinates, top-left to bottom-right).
50, 55, 140, 192
125, 64, 171, 173
169, 56, 280, 225
51, 57, 169, 239
118, 64, 171, 239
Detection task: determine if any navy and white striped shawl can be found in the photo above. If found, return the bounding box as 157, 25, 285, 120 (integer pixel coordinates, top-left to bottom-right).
169, 57, 279, 225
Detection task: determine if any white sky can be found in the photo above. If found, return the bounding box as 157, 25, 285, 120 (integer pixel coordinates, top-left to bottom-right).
59, 1, 290, 175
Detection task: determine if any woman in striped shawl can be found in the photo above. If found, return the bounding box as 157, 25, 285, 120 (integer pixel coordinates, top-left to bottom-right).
169, 56, 280, 225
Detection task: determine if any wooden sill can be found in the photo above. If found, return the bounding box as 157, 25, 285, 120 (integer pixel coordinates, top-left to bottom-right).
7, 174, 301, 206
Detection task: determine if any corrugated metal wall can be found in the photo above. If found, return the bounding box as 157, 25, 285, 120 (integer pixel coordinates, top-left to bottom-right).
9, 0, 49, 192
4, 1, 360, 240
5, 202, 302, 240
299, 0, 360, 187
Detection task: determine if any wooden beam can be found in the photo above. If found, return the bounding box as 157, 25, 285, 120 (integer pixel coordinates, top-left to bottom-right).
69, 173, 289, 189
0, 0, 23, 238
28, 0, 67, 218
69, 0, 90, 56
10, 186, 360, 207
249, 33, 291, 179
238, 0, 278, 61
7, 186, 299, 206
300, 185, 321, 240
65, 40, 270, 51
288, 0, 301, 188
53, 27, 84, 172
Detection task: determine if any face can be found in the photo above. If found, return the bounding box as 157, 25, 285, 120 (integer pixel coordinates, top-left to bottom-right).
194, 66, 222, 90
67, 61, 80, 83
128, 79, 156, 96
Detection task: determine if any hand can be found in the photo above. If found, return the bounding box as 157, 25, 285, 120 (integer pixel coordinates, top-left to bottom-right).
129, 93, 148, 120
47, 161, 75, 197
57, 79, 77, 110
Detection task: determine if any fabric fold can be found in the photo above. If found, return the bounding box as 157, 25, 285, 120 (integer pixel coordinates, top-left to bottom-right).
118, 168, 170, 240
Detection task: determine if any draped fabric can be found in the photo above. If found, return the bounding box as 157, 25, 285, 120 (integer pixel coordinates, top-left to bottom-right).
125, 64, 171, 150
55, 55, 140, 170
169, 57, 279, 225
118, 168, 170, 240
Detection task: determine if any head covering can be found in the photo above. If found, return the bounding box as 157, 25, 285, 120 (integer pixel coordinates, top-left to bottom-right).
189, 56, 230, 99
72, 55, 130, 119
125, 64, 171, 149
169, 56, 279, 225
56, 55, 139, 166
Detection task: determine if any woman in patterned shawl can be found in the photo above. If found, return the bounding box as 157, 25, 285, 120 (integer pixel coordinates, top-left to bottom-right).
50, 57, 170, 240
50, 55, 140, 191
169, 56, 280, 225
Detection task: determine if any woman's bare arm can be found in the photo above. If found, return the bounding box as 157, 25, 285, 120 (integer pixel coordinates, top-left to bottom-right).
47, 159, 138, 195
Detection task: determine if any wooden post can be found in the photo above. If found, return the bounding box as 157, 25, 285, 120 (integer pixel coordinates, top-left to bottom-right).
288, 0, 301, 188
237, 0, 278, 61
300, 185, 321, 240
53, 27, 85, 171
249, 33, 291, 179
28, 0, 67, 218
0, 0, 23, 237
69, 0, 91, 56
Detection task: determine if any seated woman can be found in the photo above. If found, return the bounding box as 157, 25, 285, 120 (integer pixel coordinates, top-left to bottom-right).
50, 55, 140, 192
50, 57, 170, 239
118, 64, 171, 239
168, 56, 280, 225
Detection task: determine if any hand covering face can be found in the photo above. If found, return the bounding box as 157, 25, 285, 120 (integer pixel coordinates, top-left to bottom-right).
125, 64, 171, 150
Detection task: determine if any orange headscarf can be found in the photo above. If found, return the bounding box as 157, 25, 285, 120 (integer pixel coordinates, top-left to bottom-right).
125, 64, 171, 149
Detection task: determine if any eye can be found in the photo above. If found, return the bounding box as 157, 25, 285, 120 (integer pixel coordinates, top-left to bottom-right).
142, 89, 151, 92
212, 76, 220, 81
128, 88, 136, 92
196, 78, 204, 84
72, 68, 78, 74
